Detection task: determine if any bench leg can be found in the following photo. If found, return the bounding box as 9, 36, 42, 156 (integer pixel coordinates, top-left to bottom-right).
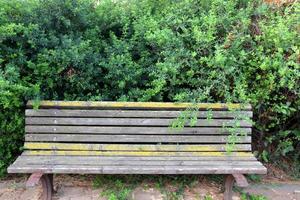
27, 173, 54, 200
224, 174, 249, 200
40, 174, 53, 200
224, 175, 235, 200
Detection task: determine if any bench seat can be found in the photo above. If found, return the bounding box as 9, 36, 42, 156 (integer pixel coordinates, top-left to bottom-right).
9, 154, 266, 174
8, 101, 267, 200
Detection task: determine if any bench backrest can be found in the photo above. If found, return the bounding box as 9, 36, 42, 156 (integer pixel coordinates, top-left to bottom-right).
24, 101, 253, 157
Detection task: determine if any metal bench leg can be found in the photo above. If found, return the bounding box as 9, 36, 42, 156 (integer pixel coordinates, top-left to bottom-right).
27, 173, 53, 200
224, 174, 249, 200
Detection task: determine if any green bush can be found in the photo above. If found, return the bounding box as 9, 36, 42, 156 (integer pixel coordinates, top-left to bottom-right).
0, 0, 299, 177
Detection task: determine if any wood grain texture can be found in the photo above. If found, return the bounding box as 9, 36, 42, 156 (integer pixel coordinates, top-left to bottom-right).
8, 164, 267, 174
16, 154, 261, 164
14, 156, 263, 166
25, 126, 251, 135
27, 101, 252, 110
17, 155, 258, 161
24, 142, 251, 151
26, 117, 252, 127
9, 154, 266, 174
26, 109, 253, 118
25, 134, 251, 143
22, 150, 253, 157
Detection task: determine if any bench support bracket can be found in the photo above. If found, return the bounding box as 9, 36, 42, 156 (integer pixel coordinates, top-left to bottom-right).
26, 173, 53, 200
224, 174, 249, 200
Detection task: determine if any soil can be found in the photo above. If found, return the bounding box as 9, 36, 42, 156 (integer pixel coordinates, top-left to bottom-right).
0, 172, 299, 200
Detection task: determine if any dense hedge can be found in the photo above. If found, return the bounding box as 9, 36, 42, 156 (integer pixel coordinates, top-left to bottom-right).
0, 0, 299, 177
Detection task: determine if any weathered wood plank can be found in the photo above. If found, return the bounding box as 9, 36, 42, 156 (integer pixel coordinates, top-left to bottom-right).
27, 101, 252, 110
25, 109, 253, 118
24, 142, 251, 152
25, 134, 251, 143
15, 156, 258, 165
14, 156, 263, 166
26, 117, 252, 127
25, 126, 251, 135
7, 165, 267, 174
22, 150, 253, 157
17, 155, 258, 161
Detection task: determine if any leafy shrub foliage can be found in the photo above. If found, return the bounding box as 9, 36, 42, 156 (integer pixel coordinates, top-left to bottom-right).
0, 0, 299, 177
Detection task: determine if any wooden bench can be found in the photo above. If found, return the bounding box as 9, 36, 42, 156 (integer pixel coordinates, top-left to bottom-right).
8, 101, 266, 200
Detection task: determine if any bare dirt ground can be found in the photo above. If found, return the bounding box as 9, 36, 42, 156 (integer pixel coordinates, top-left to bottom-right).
0, 169, 299, 200
0, 175, 226, 200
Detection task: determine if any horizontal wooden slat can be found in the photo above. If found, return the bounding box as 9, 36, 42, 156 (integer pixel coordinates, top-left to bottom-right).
26, 117, 252, 127
16, 155, 258, 161
25, 109, 253, 118
22, 150, 253, 157
25, 134, 251, 143
13, 156, 262, 167
27, 101, 252, 110
24, 143, 251, 152
25, 126, 251, 135
8, 165, 266, 174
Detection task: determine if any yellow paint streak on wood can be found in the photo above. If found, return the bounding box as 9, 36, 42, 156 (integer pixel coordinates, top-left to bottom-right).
27, 100, 250, 110
24, 150, 253, 157
25, 143, 233, 152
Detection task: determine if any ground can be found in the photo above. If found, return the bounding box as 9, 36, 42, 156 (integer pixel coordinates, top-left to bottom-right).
0, 167, 299, 200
